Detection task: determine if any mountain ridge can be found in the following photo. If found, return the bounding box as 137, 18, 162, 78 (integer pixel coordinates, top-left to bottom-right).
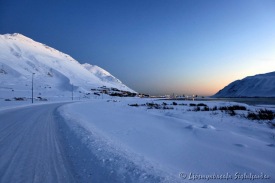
213, 71, 275, 98
0, 33, 135, 100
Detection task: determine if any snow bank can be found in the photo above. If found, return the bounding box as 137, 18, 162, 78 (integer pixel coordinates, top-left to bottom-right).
59, 98, 275, 182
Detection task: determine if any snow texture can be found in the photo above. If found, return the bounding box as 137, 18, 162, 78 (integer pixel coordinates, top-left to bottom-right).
59, 98, 275, 183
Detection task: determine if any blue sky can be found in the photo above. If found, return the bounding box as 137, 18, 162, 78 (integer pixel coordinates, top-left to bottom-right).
1, 0, 275, 95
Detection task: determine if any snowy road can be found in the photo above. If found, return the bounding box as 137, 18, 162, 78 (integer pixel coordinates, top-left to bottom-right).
0, 103, 76, 183
0, 102, 164, 183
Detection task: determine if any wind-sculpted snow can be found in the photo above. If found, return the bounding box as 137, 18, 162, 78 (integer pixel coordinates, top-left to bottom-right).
58, 107, 170, 183
60, 98, 275, 183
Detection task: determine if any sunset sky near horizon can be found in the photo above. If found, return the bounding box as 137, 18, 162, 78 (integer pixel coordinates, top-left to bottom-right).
1, 0, 275, 96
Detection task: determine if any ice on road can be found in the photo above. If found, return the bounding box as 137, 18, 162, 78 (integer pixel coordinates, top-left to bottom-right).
0, 103, 76, 183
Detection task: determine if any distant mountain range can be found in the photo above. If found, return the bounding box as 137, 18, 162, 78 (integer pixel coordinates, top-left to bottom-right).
213, 71, 275, 98
0, 33, 135, 100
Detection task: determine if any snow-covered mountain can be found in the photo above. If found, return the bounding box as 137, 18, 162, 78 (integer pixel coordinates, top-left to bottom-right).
213, 71, 275, 98
0, 33, 135, 100
82, 63, 123, 84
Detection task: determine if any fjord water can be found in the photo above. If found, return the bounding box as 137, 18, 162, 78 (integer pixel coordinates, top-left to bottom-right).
209, 98, 275, 106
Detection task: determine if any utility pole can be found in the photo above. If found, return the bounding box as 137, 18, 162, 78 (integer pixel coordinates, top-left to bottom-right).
71, 84, 74, 101
32, 73, 35, 103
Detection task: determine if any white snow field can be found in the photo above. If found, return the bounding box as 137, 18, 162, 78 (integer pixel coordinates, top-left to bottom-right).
58, 98, 275, 183
0, 98, 274, 182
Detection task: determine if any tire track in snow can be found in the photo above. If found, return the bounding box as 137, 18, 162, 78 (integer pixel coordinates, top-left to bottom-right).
0, 103, 76, 183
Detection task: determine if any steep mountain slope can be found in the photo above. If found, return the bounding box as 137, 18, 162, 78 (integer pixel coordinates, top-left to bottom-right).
213, 72, 275, 98
82, 63, 124, 87
0, 33, 135, 100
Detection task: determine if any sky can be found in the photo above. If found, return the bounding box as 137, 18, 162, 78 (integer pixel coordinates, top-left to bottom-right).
1, 0, 275, 96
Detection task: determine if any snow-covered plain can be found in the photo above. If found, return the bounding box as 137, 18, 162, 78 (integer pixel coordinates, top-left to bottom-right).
0, 97, 274, 182
58, 98, 275, 183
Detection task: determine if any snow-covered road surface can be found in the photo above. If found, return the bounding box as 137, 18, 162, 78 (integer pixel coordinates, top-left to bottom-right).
0, 102, 164, 183
0, 103, 76, 183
